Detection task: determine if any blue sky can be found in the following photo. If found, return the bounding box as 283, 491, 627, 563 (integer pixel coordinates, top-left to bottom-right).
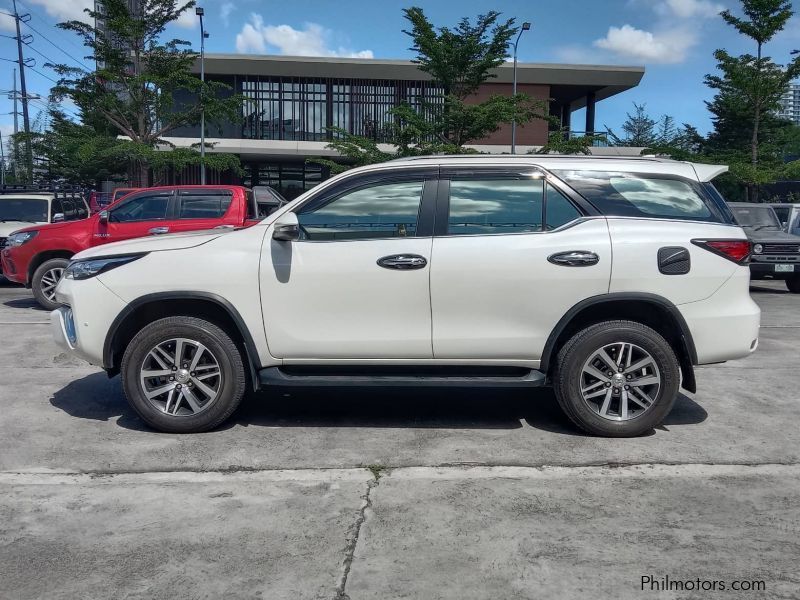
1, 0, 799, 147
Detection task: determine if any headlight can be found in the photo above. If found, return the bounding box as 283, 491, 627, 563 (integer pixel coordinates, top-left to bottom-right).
64, 254, 146, 280
753, 243, 763, 254
7, 230, 38, 247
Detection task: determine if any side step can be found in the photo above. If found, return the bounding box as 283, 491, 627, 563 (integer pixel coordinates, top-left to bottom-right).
258, 366, 547, 388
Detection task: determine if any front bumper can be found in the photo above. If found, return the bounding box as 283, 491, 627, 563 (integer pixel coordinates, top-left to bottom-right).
748, 259, 798, 279
1, 248, 25, 284
50, 276, 127, 367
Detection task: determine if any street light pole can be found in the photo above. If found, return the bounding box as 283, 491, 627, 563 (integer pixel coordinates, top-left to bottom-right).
511, 22, 531, 155
196, 7, 207, 185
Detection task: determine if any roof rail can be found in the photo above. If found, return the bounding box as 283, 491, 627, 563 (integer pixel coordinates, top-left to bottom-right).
0, 183, 86, 192
389, 154, 675, 163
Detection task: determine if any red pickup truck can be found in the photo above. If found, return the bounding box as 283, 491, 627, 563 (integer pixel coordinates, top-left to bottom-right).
1, 185, 276, 309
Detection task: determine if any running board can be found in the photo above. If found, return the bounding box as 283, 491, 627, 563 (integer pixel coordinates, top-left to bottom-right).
258, 366, 547, 388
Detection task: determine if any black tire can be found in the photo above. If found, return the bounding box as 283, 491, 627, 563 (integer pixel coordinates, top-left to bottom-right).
553, 320, 680, 437
121, 316, 247, 433
786, 275, 800, 294
32, 258, 70, 310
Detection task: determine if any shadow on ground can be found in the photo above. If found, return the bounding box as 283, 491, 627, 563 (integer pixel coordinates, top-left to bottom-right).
750, 283, 789, 295
50, 371, 708, 437
3, 297, 47, 311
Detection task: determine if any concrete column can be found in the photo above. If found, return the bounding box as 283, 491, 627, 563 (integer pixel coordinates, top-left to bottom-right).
585, 91, 596, 134
561, 103, 572, 133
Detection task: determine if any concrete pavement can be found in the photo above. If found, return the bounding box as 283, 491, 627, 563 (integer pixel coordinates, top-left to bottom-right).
1, 279, 798, 599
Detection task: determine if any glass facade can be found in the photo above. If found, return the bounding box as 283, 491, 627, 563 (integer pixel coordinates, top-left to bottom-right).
242, 76, 444, 143
241, 161, 326, 201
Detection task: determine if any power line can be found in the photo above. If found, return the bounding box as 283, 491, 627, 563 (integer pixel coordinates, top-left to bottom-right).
21, 20, 91, 71
16, 0, 91, 70
27, 64, 58, 84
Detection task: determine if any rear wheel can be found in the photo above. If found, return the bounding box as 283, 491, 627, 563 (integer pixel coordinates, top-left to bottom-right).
32, 258, 69, 310
553, 320, 680, 437
786, 275, 800, 293
121, 316, 247, 433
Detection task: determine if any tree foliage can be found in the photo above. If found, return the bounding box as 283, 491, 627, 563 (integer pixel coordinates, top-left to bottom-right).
312, 7, 552, 170
50, 0, 242, 185
704, 0, 800, 199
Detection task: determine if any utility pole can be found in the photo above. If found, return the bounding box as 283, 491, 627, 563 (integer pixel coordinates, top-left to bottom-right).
511, 22, 531, 154
11, 69, 19, 180
196, 6, 207, 185
12, 0, 32, 181
0, 130, 5, 185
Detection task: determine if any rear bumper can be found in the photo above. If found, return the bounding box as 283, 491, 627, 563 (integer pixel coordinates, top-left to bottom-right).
749, 260, 798, 279
677, 270, 760, 364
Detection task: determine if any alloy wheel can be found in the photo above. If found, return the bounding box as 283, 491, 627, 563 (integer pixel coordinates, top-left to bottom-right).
579, 342, 661, 421
40, 267, 64, 302
139, 337, 223, 417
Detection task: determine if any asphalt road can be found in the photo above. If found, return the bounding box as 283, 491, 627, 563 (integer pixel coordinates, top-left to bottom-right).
1, 278, 799, 599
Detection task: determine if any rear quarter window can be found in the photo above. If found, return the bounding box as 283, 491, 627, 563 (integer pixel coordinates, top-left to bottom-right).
553, 170, 722, 223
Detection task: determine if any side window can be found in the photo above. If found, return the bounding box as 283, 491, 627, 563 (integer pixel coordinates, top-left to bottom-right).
61, 197, 77, 221
178, 191, 233, 219
50, 198, 63, 220
448, 178, 543, 235
545, 184, 581, 230
75, 198, 88, 220
554, 170, 719, 222
109, 192, 171, 223
297, 180, 424, 241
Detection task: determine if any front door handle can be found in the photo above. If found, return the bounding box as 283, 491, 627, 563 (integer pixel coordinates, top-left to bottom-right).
377, 254, 428, 270
548, 250, 599, 267
149, 226, 170, 235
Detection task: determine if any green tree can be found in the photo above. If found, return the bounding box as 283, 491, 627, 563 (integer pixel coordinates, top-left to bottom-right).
50, 0, 242, 185
311, 7, 551, 170
705, 0, 800, 200
608, 103, 657, 147
533, 129, 602, 155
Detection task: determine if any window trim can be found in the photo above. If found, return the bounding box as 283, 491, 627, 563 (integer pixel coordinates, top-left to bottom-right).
107, 190, 175, 224
550, 169, 731, 224
176, 189, 234, 221
435, 168, 589, 238
289, 167, 439, 243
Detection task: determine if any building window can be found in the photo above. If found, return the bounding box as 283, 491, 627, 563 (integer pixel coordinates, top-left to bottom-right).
241, 76, 443, 142
241, 161, 326, 201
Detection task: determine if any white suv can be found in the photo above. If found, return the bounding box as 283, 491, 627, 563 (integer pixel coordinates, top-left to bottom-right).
50, 156, 760, 437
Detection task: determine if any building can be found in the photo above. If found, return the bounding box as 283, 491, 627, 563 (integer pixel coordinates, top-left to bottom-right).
167, 55, 644, 198
777, 82, 800, 126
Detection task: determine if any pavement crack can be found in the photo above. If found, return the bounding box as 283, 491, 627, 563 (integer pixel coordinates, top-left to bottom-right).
334, 471, 379, 600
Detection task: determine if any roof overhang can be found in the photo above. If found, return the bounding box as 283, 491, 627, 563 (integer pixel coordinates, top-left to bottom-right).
196, 54, 644, 106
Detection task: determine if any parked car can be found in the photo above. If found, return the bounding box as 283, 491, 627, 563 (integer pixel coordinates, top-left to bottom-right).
772, 203, 800, 236
728, 202, 800, 293
50, 156, 760, 437
1, 185, 89, 278
1, 185, 262, 309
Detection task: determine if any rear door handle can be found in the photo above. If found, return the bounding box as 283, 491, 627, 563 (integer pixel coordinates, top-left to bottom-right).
148, 226, 170, 235
377, 254, 428, 270
548, 251, 599, 267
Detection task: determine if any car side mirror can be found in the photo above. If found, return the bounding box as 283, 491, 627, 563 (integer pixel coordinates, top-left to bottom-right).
272, 212, 300, 242
98, 210, 109, 224
52, 212, 65, 223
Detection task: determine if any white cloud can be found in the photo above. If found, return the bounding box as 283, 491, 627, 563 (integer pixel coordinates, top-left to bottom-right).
0, 9, 15, 32
25, 0, 92, 23
220, 2, 234, 27
174, 6, 197, 29
593, 24, 696, 64
236, 14, 373, 58
657, 0, 724, 19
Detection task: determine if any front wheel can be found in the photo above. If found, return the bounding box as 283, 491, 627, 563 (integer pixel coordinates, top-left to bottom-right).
786, 275, 800, 294
32, 258, 70, 310
553, 320, 680, 437
121, 316, 247, 433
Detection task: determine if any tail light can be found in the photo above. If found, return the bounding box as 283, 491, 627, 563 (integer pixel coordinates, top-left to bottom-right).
691, 239, 751, 264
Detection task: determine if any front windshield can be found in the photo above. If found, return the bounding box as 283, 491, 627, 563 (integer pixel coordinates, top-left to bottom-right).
0, 198, 48, 222
732, 206, 781, 229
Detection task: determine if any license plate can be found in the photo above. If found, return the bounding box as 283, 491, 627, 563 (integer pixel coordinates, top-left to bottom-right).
775, 264, 795, 273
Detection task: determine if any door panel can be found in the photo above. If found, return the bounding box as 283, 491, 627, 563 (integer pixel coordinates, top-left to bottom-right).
259, 175, 436, 360
94, 191, 173, 246
431, 219, 611, 359
261, 237, 433, 359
